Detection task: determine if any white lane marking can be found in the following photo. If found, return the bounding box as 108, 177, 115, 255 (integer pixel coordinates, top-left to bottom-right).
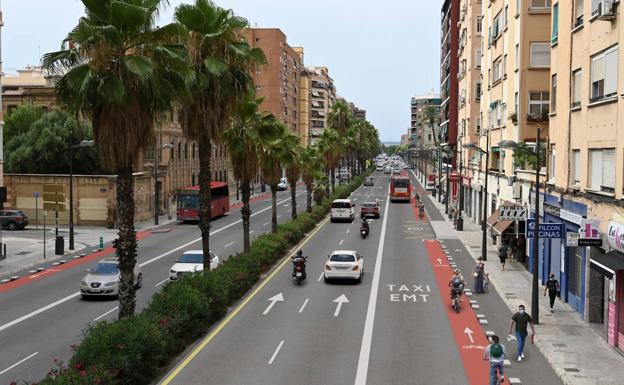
250, 231, 255, 234
317, 271, 324, 282
0, 352, 39, 375
339, 239, 344, 246
0, 195, 299, 335
155, 278, 169, 287
346, 228, 351, 234
298, 298, 309, 313
93, 307, 118, 322
262, 293, 284, 315
263, 222, 269, 226
283, 203, 289, 207
224, 241, 234, 248
268, 340, 285, 365
354, 185, 390, 385
277, 215, 282, 219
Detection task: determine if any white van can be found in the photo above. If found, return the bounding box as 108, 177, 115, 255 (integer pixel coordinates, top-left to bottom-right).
330, 199, 355, 223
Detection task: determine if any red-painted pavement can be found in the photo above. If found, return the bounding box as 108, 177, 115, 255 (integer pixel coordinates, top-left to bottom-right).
0, 230, 152, 293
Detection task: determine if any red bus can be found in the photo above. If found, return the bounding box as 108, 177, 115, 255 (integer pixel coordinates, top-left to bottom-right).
176, 182, 230, 222
390, 175, 412, 202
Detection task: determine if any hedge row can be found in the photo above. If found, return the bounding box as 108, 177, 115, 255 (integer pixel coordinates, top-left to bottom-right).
33, 173, 369, 385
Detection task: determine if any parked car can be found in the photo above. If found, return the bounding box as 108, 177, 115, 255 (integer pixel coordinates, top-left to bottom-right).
330, 199, 355, 223
364, 177, 374, 186
81, 258, 142, 298
169, 250, 220, 281
425, 180, 436, 191
0, 210, 29, 230
277, 177, 288, 191
360, 201, 380, 218
324, 250, 364, 283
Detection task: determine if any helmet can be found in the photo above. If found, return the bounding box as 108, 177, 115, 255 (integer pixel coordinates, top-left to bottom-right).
296, 249, 303, 256
454, 269, 461, 274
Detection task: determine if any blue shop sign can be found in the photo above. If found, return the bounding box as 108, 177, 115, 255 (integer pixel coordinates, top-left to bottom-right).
526, 219, 563, 239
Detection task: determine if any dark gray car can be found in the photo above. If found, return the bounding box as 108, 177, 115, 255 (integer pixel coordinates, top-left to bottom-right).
0, 210, 29, 230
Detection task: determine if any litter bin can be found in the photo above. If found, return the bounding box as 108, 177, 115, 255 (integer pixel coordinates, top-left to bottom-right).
55, 236, 64, 255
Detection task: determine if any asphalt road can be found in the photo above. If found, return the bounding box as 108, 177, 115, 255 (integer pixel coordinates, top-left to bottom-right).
0, 187, 310, 384
157, 171, 563, 385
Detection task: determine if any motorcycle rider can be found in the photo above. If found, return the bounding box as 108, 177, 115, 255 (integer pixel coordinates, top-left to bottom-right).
291, 249, 307, 279
361, 218, 370, 233
449, 269, 465, 303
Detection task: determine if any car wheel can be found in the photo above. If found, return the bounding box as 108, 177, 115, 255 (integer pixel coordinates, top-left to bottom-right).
7, 222, 16, 231
323, 274, 328, 283
357, 273, 362, 283
330, 218, 335, 223
135, 273, 143, 289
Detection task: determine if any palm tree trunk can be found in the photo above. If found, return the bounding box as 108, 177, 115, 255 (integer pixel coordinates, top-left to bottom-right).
116, 165, 137, 319
198, 141, 212, 269
330, 167, 336, 194
290, 180, 297, 219
261, 177, 266, 193
241, 180, 251, 253
271, 185, 278, 233
306, 182, 313, 213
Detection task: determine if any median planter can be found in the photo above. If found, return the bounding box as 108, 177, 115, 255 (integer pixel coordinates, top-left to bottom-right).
32, 170, 372, 385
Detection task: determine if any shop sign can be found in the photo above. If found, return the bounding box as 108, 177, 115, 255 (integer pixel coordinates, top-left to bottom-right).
577, 238, 603, 247
500, 206, 527, 221
526, 219, 563, 239
560, 209, 583, 225
543, 202, 561, 217
566, 232, 579, 247
450, 172, 461, 182
607, 221, 624, 253
462, 176, 471, 187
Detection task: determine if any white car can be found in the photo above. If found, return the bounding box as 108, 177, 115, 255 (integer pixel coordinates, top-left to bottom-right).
376, 165, 384, 171
384, 166, 392, 174
324, 250, 364, 282
277, 177, 288, 191
330, 199, 355, 222
169, 250, 220, 281
81, 258, 142, 298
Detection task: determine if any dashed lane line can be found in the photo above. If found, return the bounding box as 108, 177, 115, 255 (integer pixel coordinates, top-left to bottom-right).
268, 340, 285, 365
93, 306, 118, 322
0, 352, 39, 376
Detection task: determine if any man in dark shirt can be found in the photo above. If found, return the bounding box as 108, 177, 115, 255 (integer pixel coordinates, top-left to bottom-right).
544, 273, 560, 313
508, 304, 535, 361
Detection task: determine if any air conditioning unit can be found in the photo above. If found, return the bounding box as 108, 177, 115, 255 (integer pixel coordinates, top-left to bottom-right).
512, 183, 522, 199
598, 0, 617, 20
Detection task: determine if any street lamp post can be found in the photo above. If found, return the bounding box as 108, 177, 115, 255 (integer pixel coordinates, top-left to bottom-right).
463, 135, 489, 261
499, 124, 543, 324
154, 143, 175, 226
68, 133, 95, 251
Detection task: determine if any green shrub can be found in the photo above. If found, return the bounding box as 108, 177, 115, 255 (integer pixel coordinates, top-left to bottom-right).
35, 361, 116, 385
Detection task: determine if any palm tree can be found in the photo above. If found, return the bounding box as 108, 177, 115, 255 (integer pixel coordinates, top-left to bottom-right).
327, 100, 352, 179
224, 96, 270, 252
423, 106, 439, 147
300, 146, 321, 213
283, 135, 302, 219
42, 0, 185, 318
260, 119, 288, 233
317, 128, 342, 194
175, 0, 266, 269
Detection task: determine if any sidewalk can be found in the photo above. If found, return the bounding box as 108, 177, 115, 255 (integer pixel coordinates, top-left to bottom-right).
415, 174, 624, 385
0, 189, 266, 278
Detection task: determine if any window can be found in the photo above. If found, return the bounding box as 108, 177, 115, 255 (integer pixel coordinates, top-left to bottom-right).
571, 69, 582, 108
514, 92, 519, 114
530, 42, 551, 68
589, 148, 616, 192
530, 0, 552, 10
476, 81, 482, 100
572, 149, 581, 185
574, 0, 584, 27
476, 117, 481, 133
493, 57, 503, 83
476, 49, 482, 68
504, 6, 509, 28
551, 74, 557, 112
476, 16, 482, 34
528, 91, 550, 117
515, 44, 520, 70
590, 46, 618, 103
549, 145, 556, 181
552, 3, 559, 44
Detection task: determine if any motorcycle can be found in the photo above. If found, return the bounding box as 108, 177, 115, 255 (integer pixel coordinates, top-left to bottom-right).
292, 257, 307, 285
360, 225, 369, 239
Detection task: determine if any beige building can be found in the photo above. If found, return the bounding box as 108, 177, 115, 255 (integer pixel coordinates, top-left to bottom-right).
0, 2, 4, 191
307, 66, 336, 145
294, 48, 309, 146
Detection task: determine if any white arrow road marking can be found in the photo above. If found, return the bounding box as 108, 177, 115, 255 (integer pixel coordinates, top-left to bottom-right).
268, 340, 285, 365
94, 306, 118, 322
0, 352, 39, 375
262, 293, 284, 315
437, 258, 443, 265
333, 294, 349, 317
298, 298, 309, 313
464, 327, 475, 344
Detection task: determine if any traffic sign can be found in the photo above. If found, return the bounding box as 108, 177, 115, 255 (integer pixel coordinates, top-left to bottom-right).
499, 206, 527, 221
526, 219, 563, 239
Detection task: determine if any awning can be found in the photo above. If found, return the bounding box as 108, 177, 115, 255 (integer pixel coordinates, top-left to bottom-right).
590, 251, 624, 278
486, 205, 514, 234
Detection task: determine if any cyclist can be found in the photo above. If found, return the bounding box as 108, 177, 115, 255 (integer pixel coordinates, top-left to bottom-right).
448, 269, 465, 303
484, 335, 507, 384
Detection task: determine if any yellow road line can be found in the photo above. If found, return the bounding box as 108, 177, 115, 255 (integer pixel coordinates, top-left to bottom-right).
159, 216, 331, 385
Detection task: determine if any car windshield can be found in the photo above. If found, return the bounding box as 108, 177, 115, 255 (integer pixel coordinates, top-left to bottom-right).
330, 254, 356, 262
332, 202, 351, 209
363, 203, 377, 208
393, 178, 410, 188
91, 262, 118, 275
178, 253, 203, 263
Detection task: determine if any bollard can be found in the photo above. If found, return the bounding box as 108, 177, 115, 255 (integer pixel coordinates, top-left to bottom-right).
99, 236, 104, 250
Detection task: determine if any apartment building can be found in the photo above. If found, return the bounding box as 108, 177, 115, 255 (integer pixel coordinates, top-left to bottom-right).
440, 0, 461, 151
353, 107, 367, 120
307, 66, 336, 145
0, 2, 4, 195
294, 48, 309, 146
547, 0, 624, 350
246, 28, 302, 136
457, 0, 483, 220
410, 93, 442, 184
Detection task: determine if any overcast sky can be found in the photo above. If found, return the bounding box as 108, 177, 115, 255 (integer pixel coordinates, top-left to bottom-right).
2, 0, 440, 142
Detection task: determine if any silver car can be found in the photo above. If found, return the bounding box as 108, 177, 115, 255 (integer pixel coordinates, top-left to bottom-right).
80, 258, 142, 298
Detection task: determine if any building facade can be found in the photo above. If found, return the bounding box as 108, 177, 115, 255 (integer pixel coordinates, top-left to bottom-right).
0, 1, 4, 192
440, 0, 461, 151
246, 28, 302, 136
410, 93, 442, 183
307, 66, 336, 145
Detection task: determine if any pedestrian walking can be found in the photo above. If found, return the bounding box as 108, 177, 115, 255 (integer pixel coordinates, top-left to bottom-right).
473, 257, 485, 293
508, 304, 535, 361
544, 273, 560, 312
498, 243, 508, 271
484, 335, 507, 385
507, 238, 515, 262
414, 192, 420, 203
